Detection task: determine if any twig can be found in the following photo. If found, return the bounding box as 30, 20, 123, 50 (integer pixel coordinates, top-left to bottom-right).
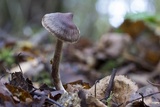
104, 68, 117, 100
94, 79, 100, 98
126, 91, 160, 105
139, 93, 144, 103
147, 79, 160, 87
17, 53, 23, 73
139, 93, 149, 107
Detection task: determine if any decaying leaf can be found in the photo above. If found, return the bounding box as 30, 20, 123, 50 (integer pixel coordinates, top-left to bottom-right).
119, 19, 146, 39
5, 83, 33, 103
87, 75, 138, 106
0, 81, 15, 107
119, 18, 160, 66
9, 72, 33, 91
128, 85, 160, 106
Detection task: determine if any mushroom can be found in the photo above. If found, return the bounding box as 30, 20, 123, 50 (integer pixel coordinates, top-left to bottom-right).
42, 12, 80, 92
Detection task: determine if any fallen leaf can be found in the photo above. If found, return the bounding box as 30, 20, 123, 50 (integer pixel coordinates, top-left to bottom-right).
5, 83, 33, 103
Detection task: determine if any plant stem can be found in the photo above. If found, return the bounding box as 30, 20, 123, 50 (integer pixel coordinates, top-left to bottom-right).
52, 39, 66, 92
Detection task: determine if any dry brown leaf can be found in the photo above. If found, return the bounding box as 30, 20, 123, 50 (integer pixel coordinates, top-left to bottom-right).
119, 19, 146, 39
5, 83, 33, 103
0, 81, 15, 107
87, 75, 138, 107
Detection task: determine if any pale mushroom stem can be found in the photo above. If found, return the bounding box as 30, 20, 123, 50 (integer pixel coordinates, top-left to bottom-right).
52, 39, 66, 92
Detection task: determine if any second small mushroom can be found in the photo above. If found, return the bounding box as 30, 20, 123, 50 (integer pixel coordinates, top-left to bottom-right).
42, 12, 80, 92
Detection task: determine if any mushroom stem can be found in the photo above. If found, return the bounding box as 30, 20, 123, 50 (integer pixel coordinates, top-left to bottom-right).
52, 39, 66, 92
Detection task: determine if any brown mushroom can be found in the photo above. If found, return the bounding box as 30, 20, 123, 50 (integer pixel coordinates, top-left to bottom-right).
42, 12, 80, 92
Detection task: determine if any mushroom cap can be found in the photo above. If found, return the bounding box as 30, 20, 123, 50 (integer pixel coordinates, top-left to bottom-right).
42, 12, 80, 43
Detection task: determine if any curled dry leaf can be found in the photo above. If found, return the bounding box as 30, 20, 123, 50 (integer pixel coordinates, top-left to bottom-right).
87, 75, 138, 106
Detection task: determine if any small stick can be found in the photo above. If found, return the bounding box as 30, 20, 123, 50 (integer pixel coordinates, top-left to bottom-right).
126, 91, 160, 105
139, 93, 144, 103
94, 80, 100, 98
17, 53, 23, 73
104, 69, 117, 100
147, 79, 160, 87
139, 93, 149, 107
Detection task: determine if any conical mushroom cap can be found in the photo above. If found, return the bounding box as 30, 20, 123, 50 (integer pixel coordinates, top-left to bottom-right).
42, 12, 80, 43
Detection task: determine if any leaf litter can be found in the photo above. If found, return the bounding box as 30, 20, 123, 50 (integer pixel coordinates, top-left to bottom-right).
1, 14, 160, 107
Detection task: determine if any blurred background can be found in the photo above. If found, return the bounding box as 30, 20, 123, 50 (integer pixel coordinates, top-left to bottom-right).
0, 0, 160, 87
0, 0, 159, 39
